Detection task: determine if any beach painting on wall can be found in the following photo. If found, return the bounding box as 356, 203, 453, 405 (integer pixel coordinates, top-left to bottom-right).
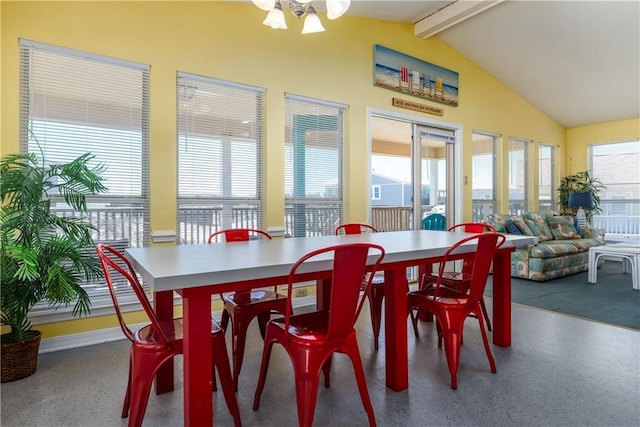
374, 44, 459, 107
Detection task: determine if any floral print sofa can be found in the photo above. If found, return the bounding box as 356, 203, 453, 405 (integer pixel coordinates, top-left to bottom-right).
485, 211, 606, 281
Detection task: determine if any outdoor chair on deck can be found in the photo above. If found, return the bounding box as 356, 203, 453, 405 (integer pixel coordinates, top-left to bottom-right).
208, 228, 288, 390
253, 242, 385, 427
96, 244, 241, 427
416, 222, 498, 336
422, 212, 447, 230
407, 232, 506, 389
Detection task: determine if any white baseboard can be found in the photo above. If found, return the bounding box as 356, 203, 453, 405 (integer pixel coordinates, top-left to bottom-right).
39, 296, 317, 354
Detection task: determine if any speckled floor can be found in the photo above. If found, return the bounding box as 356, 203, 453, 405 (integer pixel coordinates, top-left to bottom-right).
2, 300, 639, 427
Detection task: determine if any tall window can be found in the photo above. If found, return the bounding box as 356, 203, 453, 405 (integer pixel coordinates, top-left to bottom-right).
472, 131, 498, 221
508, 137, 530, 214
284, 94, 345, 237
589, 140, 640, 237
538, 143, 556, 211
20, 39, 150, 311
176, 73, 265, 244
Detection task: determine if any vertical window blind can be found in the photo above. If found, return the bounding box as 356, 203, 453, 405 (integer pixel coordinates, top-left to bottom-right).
176, 72, 266, 244
19, 39, 150, 312
284, 93, 345, 237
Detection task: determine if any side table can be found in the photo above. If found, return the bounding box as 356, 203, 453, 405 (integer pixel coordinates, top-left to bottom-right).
588, 243, 640, 290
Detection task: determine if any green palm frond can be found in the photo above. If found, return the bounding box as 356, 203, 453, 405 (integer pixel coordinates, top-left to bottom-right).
1, 144, 107, 343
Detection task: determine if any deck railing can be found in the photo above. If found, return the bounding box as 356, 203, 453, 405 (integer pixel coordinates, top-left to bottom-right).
54, 204, 640, 246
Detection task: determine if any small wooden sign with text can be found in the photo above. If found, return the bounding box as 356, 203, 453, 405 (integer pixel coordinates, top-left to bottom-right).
392, 97, 443, 116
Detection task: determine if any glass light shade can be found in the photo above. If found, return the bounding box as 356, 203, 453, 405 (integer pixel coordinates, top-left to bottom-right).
326, 0, 351, 20
252, 0, 276, 11
263, 2, 288, 29
301, 6, 325, 34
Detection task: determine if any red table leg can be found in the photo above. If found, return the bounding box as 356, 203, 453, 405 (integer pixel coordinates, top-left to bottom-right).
154, 290, 174, 394
491, 247, 515, 347
181, 288, 213, 426
383, 267, 409, 391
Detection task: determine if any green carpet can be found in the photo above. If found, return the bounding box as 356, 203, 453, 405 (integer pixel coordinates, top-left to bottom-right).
485, 261, 640, 330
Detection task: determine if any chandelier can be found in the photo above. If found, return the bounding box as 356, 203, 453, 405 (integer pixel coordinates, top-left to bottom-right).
252, 0, 351, 34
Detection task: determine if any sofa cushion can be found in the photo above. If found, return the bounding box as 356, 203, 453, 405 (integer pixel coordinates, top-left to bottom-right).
530, 241, 580, 258
505, 220, 522, 234
512, 215, 534, 235
547, 216, 581, 240
523, 212, 554, 242
485, 214, 511, 233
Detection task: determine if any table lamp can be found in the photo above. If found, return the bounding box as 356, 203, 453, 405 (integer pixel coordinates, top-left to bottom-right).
568, 191, 593, 229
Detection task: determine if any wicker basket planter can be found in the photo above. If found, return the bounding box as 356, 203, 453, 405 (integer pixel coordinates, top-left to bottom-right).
1, 331, 42, 383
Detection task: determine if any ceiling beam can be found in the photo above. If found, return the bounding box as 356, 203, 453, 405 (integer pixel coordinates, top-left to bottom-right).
414, 0, 505, 39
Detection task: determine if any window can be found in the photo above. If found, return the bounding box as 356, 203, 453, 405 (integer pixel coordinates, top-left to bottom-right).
589, 140, 640, 237
472, 131, 498, 221
538, 143, 556, 211
20, 39, 150, 314
284, 94, 345, 237
508, 137, 530, 214
371, 185, 381, 200
177, 72, 265, 244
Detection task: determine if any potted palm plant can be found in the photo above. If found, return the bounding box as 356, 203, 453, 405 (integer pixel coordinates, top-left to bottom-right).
1, 144, 107, 382
556, 170, 605, 223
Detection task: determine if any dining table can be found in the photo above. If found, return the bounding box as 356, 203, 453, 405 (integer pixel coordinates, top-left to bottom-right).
125, 229, 535, 426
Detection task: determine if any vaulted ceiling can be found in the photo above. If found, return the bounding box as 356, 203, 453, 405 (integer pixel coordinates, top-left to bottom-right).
243, 0, 640, 128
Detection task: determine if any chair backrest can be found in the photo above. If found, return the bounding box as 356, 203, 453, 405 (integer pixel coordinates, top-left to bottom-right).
447, 223, 498, 271
422, 213, 447, 230
448, 222, 497, 233
96, 244, 170, 345
432, 233, 506, 304
208, 228, 272, 243
284, 243, 385, 340
335, 223, 378, 235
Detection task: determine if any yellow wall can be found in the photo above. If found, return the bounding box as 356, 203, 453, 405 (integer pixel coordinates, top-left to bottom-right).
566, 118, 640, 173
0, 1, 617, 340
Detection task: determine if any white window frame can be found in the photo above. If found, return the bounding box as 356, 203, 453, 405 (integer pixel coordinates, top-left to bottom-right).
538, 143, 556, 211
176, 72, 266, 244
508, 137, 531, 214
19, 39, 151, 323
284, 93, 346, 237
471, 130, 499, 221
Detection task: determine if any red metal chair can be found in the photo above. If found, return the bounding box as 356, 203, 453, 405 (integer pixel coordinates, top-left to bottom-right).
407, 232, 506, 389
335, 223, 418, 348
208, 228, 288, 390
252, 242, 385, 427
415, 222, 497, 336
95, 244, 241, 427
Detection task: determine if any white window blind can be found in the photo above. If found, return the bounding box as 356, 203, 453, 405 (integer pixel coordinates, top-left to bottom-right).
177, 72, 265, 244
19, 39, 150, 314
284, 93, 345, 237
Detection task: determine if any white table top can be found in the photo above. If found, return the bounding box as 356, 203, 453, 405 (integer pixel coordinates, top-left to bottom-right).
125, 230, 535, 293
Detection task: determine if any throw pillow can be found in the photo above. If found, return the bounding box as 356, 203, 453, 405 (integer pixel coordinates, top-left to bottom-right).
485, 214, 508, 233
547, 216, 581, 240
512, 215, 534, 235
523, 212, 554, 242
505, 220, 522, 235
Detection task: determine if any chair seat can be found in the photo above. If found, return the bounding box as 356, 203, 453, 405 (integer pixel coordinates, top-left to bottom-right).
408, 287, 471, 308
134, 318, 223, 346
224, 289, 286, 306
269, 312, 338, 342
